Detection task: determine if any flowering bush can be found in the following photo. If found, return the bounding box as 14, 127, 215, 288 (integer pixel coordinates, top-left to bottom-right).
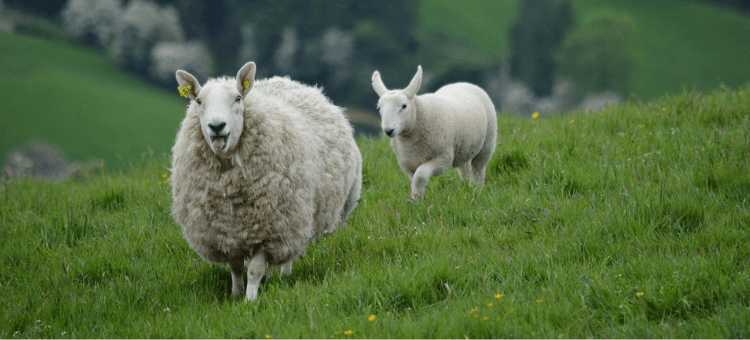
61, 0, 122, 47
150, 41, 213, 86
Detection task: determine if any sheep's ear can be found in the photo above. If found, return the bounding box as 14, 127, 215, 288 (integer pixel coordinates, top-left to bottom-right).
372, 70, 389, 97
176, 70, 201, 100
236, 61, 256, 96
403, 65, 423, 99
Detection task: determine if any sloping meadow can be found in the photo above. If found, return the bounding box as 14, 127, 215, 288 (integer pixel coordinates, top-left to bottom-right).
1, 85, 749, 338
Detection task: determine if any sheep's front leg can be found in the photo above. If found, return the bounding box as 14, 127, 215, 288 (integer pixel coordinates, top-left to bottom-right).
228, 258, 246, 297
245, 251, 267, 301
411, 159, 449, 199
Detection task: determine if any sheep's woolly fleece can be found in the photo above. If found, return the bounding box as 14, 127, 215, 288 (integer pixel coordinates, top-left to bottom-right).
170, 75, 362, 267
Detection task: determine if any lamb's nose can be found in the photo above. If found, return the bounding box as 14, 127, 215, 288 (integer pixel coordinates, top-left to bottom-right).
209, 122, 226, 134
384, 129, 394, 137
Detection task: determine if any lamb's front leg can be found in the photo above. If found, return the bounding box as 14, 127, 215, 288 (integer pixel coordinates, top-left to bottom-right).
411, 158, 450, 199
245, 251, 267, 301
228, 258, 246, 297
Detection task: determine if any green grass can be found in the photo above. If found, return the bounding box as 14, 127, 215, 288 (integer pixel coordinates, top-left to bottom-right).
0, 32, 187, 171
3, 84, 750, 338
420, 0, 750, 100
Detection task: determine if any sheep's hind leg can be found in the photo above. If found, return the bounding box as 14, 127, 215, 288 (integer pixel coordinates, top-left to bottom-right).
245, 251, 267, 301
280, 259, 293, 276
469, 154, 489, 186
228, 258, 246, 297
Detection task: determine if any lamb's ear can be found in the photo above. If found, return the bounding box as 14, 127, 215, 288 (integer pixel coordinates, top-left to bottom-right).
236, 61, 257, 96
403, 65, 423, 99
175, 70, 201, 100
372, 70, 389, 97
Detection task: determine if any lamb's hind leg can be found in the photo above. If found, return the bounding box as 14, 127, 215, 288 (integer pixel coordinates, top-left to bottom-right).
228, 258, 246, 297
470, 153, 490, 186
245, 251, 267, 301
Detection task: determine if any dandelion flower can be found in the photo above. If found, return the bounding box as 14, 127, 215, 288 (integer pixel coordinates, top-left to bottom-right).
473, 314, 478, 318
368, 314, 376, 322
637, 291, 644, 297
265, 335, 271, 339
532, 112, 539, 119
145, 179, 150, 184
162, 173, 168, 178
494, 293, 503, 299
536, 299, 543, 303
483, 316, 489, 320
638, 124, 644, 128
487, 303, 493, 307
344, 330, 353, 335
661, 107, 666, 111
335, 331, 341, 335
569, 119, 574, 124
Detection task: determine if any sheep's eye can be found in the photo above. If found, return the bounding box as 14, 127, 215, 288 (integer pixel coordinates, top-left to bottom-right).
401, 104, 407, 110
196, 98, 202, 105
236, 96, 241, 103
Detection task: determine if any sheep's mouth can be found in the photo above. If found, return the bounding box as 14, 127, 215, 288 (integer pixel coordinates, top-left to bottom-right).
210, 133, 229, 151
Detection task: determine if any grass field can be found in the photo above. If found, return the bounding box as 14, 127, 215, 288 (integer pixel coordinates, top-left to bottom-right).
2, 83, 750, 337
420, 0, 750, 100
0, 33, 187, 171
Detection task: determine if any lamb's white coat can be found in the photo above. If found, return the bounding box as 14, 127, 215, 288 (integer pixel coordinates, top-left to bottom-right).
372, 65, 497, 198
171, 62, 362, 301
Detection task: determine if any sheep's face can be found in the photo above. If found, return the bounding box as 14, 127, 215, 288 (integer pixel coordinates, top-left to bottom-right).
372, 65, 423, 138
176, 62, 256, 158
377, 93, 416, 138
195, 84, 244, 155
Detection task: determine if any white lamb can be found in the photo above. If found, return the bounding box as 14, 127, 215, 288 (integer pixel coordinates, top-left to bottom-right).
371, 65, 497, 199
170, 62, 362, 301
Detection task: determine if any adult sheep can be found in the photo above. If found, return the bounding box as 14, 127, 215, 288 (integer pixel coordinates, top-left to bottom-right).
171, 61, 362, 301
371, 65, 497, 199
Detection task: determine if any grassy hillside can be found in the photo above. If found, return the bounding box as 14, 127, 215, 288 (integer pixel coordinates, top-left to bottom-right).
2, 84, 750, 338
0, 33, 188, 171
420, 0, 750, 100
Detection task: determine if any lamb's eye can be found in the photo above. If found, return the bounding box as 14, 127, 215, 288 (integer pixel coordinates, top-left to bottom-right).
401, 104, 407, 110
236, 96, 241, 103
196, 98, 202, 105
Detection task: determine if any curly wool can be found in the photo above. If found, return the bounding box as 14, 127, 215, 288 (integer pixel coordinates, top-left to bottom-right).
170, 76, 362, 266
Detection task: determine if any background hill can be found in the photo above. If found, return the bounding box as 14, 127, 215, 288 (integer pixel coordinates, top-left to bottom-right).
420, 0, 750, 100
2, 84, 749, 337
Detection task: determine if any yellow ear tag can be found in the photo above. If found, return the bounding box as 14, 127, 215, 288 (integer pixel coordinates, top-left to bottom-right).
243, 80, 250, 89
177, 84, 192, 98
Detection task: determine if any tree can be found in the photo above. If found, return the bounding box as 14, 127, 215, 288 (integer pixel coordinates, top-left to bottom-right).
509, 0, 575, 96
555, 13, 638, 97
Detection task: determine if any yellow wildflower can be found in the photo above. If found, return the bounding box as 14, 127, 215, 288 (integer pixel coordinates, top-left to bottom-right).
468, 307, 478, 314
661, 107, 666, 111
536, 299, 543, 303
335, 331, 341, 335
487, 303, 493, 307
178, 84, 192, 98
145, 179, 149, 184
637, 291, 644, 297
344, 330, 353, 335
580, 134, 584, 137
473, 314, 478, 318
265, 335, 271, 339
483, 316, 489, 320
368, 314, 376, 322
494, 293, 503, 299
569, 119, 574, 124
244, 80, 250, 89
532, 112, 539, 119
638, 124, 644, 128
162, 173, 168, 178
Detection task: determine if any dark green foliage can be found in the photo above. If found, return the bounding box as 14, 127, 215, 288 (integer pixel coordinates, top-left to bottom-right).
556, 13, 639, 97
509, 0, 575, 96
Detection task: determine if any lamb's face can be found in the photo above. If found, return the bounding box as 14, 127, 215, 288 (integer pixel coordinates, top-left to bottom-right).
377, 92, 416, 138
194, 84, 244, 155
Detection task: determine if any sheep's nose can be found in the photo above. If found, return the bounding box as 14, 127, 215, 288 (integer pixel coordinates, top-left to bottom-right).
384, 129, 394, 137
209, 122, 226, 134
